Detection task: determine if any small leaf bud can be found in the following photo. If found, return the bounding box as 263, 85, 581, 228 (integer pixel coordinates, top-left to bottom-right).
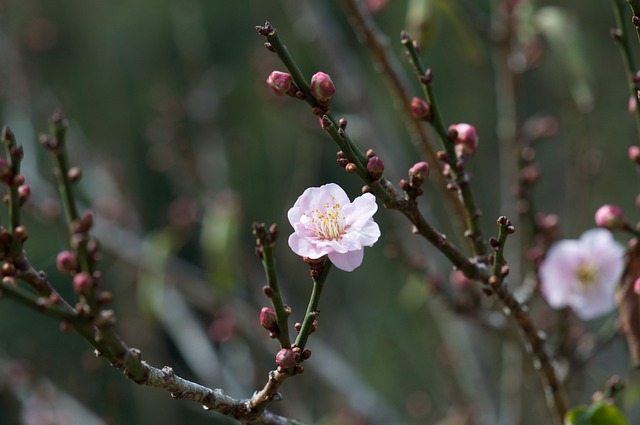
1, 261, 15, 276
68, 167, 82, 182
13, 225, 28, 242
345, 163, 357, 174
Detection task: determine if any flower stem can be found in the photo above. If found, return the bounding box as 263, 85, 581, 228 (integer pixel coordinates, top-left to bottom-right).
491, 216, 512, 281
254, 223, 291, 349
0, 127, 24, 254
294, 260, 331, 350
45, 113, 97, 309
400, 32, 487, 256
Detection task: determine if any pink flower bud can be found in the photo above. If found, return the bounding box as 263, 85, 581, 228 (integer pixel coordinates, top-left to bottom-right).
366, 156, 384, 179
310, 72, 336, 102
56, 250, 78, 273
634, 277, 640, 295
449, 123, 479, 156
275, 348, 296, 369
408, 161, 430, 187
450, 269, 472, 289
410, 97, 432, 121
630, 96, 637, 114
629, 145, 640, 164
259, 307, 278, 332
594, 204, 627, 231
72, 272, 92, 294
266, 71, 293, 96
18, 185, 30, 205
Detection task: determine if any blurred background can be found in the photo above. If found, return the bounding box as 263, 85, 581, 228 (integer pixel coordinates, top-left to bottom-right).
0, 0, 639, 424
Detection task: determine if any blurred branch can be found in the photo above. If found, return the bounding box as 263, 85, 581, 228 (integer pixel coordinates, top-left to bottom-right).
339, 0, 469, 234
611, 0, 640, 142
400, 32, 486, 256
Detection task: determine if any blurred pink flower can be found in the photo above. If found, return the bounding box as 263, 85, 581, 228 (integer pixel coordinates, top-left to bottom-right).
539, 229, 624, 320
288, 183, 380, 272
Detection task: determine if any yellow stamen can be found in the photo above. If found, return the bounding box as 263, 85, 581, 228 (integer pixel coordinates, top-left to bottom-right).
575, 262, 599, 288
308, 196, 345, 241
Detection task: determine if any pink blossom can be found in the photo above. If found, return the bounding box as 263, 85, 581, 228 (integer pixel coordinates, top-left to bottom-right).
539, 229, 624, 320
287, 183, 380, 272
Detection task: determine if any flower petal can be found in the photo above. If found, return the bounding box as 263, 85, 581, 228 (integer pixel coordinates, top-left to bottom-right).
329, 248, 365, 272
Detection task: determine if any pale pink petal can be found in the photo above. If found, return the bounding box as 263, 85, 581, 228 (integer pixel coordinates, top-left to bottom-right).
288, 232, 331, 259
329, 248, 365, 272
539, 228, 624, 320
342, 193, 378, 225
539, 240, 582, 308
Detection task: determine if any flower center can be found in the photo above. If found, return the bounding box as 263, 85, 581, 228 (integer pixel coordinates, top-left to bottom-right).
575, 261, 599, 288
309, 197, 346, 241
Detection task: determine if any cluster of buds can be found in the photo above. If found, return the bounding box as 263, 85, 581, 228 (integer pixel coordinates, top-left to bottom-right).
336, 150, 357, 175
252, 222, 279, 260
448, 123, 479, 157
0, 128, 30, 206
275, 345, 311, 374
266, 70, 337, 113
400, 161, 430, 198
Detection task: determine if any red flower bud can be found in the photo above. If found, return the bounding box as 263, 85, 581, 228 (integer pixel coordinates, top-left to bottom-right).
259, 307, 278, 332
72, 272, 92, 295
56, 250, 78, 273
594, 204, 627, 231
310, 72, 336, 102
275, 348, 296, 369
366, 156, 384, 179
410, 97, 432, 121
408, 161, 430, 187
266, 71, 293, 96
449, 123, 479, 156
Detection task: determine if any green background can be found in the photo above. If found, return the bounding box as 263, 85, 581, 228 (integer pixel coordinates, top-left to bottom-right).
0, 1, 638, 424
